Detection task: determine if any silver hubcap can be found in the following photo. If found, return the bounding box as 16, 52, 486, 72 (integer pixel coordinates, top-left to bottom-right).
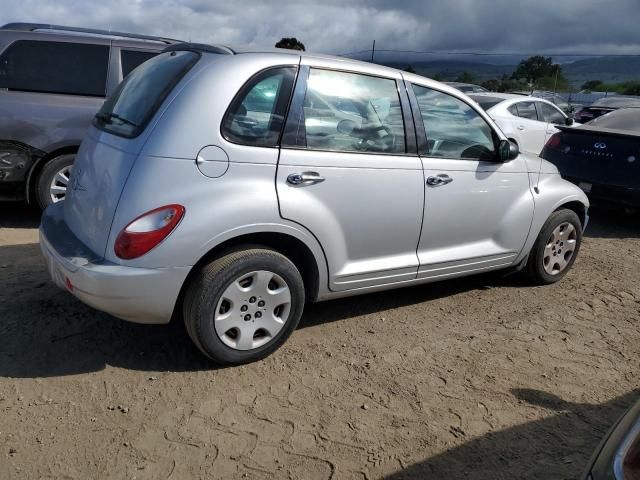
214, 270, 291, 351
49, 165, 73, 203
543, 222, 577, 275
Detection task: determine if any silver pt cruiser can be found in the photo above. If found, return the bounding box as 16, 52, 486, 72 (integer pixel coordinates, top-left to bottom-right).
40, 43, 589, 365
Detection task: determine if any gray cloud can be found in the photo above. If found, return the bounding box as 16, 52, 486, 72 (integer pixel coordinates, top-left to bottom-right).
0, 0, 638, 57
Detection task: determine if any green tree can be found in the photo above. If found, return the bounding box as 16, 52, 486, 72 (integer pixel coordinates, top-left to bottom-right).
581, 80, 604, 91
491, 74, 526, 93
274, 37, 305, 51
404, 65, 417, 74
481, 79, 500, 91
455, 71, 475, 83
622, 81, 640, 95
511, 56, 568, 90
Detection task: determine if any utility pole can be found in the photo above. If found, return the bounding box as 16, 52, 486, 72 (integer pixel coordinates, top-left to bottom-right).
370, 40, 376, 63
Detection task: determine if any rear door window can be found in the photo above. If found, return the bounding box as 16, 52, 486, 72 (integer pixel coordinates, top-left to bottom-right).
222, 67, 297, 147
515, 101, 539, 121
0, 40, 109, 96
121, 50, 158, 78
94, 50, 199, 138
290, 68, 406, 154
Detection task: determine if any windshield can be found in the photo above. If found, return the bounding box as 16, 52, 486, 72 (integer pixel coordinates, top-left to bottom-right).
94, 50, 199, 138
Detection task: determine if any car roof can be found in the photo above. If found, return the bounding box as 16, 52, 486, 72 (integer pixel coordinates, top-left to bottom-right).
167, 42, 443, 83
444, 82, 480, 87
0, 22, 179, 45
592, 96, 640, 108
160, 42, 486, 101
469, 92, 523, 101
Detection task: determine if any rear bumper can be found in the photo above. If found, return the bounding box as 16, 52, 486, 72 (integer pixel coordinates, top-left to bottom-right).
39, 202, 190, 324
565, 176, 640, 208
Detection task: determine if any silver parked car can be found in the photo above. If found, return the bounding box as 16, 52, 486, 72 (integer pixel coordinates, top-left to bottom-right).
0, 23, 176, 208
40, 43, 589, 364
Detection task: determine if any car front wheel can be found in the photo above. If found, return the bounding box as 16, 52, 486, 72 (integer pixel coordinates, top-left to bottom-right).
183, 248, 305, 365
526, 209, 583, 284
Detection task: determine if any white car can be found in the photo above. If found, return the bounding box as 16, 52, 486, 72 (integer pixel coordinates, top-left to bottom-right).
469, 93, 574, 156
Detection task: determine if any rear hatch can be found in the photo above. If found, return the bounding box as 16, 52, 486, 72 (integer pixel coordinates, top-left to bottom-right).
63, 50, 201, 258
541, 126, 640, 188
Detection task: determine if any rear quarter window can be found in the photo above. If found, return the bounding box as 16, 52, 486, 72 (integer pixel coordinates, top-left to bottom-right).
0, 40, 109, 96
121, 50, 159, 78
94, 50, 199, 138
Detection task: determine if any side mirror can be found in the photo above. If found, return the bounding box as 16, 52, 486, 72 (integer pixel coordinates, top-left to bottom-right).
498, 139, 519, 161
337, 119, 356, 135
565, 117, 574, 126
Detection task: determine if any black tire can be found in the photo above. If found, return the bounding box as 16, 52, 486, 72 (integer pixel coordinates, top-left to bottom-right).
36, 154, 75, 210
183, 248, 305, 365
526, 209, 582, 285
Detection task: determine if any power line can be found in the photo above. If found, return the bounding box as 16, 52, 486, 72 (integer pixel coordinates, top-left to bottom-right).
337, 48, 640, 58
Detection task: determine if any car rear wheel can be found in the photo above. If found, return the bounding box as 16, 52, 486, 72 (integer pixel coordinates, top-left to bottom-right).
183, 248, 305, 365
36, 154, 75, 209
526, 209, 582, 284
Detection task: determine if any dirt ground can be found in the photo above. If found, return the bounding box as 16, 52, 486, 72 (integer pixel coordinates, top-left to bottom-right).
0, 204, 639, 480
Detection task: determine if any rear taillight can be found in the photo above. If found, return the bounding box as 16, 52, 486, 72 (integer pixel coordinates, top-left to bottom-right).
545, 132, 562, 150
114, 204, 185, 259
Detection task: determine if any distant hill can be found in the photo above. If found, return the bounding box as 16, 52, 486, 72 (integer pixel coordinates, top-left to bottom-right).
562, 57, 640, 85
382, 60, 514, 82
380, 56, 640, 88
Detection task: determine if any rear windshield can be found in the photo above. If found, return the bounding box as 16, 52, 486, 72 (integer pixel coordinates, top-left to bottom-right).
94, 50, 199, 138
470, 96, 503, 111
588, 108, 640, 132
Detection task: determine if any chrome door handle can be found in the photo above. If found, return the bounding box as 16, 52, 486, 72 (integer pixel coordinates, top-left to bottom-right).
426, 174, 453, 186
286, 171, 325, 186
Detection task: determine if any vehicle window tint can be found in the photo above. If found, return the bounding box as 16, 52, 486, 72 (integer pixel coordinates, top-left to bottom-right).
538, 102, 565, 125
121, 50, 158, 78
471, 96, 503, 111
412, 84, 496, 161
222, 67, 296, 147
0, 40, 108, 96
300, 69, 406, 154
94, 50, 199, 138
515, 101, 539, 120
589, 108, 640, 131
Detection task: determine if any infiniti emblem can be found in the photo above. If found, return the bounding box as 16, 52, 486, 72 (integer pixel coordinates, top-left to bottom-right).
594, 142, 607, 149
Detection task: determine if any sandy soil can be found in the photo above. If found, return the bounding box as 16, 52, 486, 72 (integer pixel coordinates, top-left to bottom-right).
0, 204, 639, 480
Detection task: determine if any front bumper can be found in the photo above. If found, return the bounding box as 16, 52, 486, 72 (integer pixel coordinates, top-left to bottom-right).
39, 202, 190, 324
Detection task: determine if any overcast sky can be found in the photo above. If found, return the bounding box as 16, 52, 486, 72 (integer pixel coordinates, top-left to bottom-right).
1, 0, 639, 58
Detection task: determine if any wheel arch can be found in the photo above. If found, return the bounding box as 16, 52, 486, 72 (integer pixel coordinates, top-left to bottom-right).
26, 145, 79, 204
171, 229, 327, 323
555, 200, 587, 229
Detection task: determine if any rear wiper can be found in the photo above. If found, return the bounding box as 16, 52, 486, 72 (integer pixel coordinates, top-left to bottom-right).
95, 112, 138, 127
